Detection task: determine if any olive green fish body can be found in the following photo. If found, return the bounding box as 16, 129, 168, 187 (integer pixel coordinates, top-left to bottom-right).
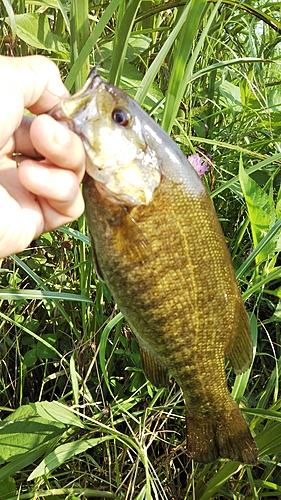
52, 71, 258, 464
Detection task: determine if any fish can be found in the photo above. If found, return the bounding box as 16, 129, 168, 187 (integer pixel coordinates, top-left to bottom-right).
51, 69, 258, 465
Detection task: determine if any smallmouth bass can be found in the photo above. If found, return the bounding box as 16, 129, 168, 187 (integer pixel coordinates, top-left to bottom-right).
51, 70, 258, 465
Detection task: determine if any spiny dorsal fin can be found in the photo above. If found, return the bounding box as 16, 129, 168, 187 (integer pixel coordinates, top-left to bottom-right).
138, 342, 169, 389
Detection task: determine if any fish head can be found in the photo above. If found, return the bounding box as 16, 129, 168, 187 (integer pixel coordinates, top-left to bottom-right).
51, 70, 162, 206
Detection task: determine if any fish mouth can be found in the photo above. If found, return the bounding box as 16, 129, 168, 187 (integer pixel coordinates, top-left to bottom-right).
86, 67, 103, 91
49, 68, 104, 124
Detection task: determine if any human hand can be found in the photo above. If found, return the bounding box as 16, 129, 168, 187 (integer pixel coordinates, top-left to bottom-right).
0, 55, 86, 259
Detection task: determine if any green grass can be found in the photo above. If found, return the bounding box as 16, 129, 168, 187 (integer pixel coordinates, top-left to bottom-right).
1, 0, 281, 498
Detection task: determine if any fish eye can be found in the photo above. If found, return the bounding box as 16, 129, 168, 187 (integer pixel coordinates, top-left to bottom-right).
112, 108, 130, 126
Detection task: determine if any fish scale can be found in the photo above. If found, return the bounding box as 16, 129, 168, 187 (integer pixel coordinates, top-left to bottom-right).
51, 69, 258, 465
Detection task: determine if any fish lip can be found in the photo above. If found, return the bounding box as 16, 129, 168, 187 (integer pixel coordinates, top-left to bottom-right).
86, 67, 103, 92
49, 69, 103, 124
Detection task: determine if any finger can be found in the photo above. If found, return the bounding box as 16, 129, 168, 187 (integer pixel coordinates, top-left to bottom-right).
14, 115, 40, 158
0, 183, 42, 258
0, 55, 68, 150
0, 55, 68, 112
0, 161, 43, 258
36, 196, 84, 234
30, 114, 85, 181
17, 159, 85, 220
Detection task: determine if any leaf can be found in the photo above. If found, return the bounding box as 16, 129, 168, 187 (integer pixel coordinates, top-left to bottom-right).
231, 313, 257, 404
0, 476, 16, 498
23, 348, 38, 367
28, 436, 112, 480
99, 312, 124, 398
161, 0, 219, 134
36, 334, 57, 359
109, 0, 142, 86
0, 445, 50, 483
127, 34, 151, 62
198, 461, 242, 500
70, 354, 80, 406
12, 14, 69, 56
65, 0, 123, 91
218, 80, 242, 111
0, 406, 66, 465
267, 300, 281, 323
239, 159, 279, 263
2, 0, 17, 42
236, 218, 281, 279
31, 401, 84, 429
0, 288, 93, 303
256, 421, 281, 457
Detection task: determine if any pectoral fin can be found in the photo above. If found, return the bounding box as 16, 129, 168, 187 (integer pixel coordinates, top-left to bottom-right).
225, 302, 253, 374
138, 342, 169, 388
114, 209, 149, 263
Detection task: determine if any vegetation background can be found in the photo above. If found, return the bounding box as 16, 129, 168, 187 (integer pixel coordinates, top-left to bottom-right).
1, 0, 281, 498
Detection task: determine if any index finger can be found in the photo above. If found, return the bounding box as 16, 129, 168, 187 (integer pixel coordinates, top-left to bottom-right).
30, 114, 85, 181
0, 55, 68, 149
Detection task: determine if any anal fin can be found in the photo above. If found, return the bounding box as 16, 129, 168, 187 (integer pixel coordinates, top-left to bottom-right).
225, 302, 253, 374
138, 342, 169, 388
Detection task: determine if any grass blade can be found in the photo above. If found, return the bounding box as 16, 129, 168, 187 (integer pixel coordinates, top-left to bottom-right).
65, 0, 123, 91
161, 0, 210, 133
109, 0, 142, 86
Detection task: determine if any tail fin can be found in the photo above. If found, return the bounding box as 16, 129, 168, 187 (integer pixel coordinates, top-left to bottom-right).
186, 401, 258, 464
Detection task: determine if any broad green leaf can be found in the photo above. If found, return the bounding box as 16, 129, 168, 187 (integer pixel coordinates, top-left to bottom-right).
239, 159, 279, 263
0, 476, 16, 498
0, 406, 66, 465
23, 348, 38, 367
12, 14, 69, 56
0, 445, 50, 483
28, 436, 112, 480
36, 334, 57, 359
31, 401, 84, 429
218, 80, 242, 112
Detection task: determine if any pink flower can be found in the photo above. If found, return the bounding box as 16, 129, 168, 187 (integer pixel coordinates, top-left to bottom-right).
188, 153, 209, 177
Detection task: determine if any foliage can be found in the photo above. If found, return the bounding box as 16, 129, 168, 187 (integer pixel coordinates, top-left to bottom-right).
1, 0, 281, 498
